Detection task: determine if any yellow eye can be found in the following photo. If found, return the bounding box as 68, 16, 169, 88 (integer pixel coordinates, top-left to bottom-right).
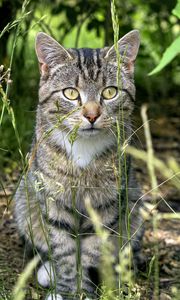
102, 86, 117, 100
63, 88, 79, 100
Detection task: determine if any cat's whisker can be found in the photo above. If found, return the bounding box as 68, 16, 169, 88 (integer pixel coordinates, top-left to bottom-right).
107, 128, 117, 139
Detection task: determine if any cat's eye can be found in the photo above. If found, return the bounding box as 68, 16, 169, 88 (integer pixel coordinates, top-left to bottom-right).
63, 88, 79, 100
102, 86, 117, 100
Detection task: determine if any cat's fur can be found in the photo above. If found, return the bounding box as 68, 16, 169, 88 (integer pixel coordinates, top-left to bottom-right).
15, 30, 142, 300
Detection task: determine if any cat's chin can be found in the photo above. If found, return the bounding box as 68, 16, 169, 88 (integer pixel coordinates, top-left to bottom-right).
78, 128, 102, 137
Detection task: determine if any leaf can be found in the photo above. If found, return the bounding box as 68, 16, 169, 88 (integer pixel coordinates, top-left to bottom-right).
172, 0, 180, 18
12, 256, 40, 300
148, 36, 180, 75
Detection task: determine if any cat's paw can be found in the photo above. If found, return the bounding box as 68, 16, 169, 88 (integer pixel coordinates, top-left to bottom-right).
37, 261, 54, 287
46, 294, 63, 300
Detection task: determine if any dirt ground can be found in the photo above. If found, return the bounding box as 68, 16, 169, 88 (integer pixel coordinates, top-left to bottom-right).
0, 98, 179, 300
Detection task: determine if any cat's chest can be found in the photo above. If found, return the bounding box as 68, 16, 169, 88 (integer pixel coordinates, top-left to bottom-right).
35, 132, 118, 210
36, 142, 117, 209
50, 128, 116, 168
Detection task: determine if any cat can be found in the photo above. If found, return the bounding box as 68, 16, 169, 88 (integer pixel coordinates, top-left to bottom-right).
14, 30, 142, 300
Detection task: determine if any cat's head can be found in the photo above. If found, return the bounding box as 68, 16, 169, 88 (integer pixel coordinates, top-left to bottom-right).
35, 31, 140, 140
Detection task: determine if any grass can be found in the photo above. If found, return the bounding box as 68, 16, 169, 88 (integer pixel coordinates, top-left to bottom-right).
12, 256, 40, 300
0, 0, 180, 300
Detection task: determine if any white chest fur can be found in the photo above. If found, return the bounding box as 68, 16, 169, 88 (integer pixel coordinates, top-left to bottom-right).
51, 129, 115, 168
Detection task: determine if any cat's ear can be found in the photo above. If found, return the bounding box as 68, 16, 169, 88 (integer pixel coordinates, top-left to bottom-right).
35, 32, 73, 76
104, 30, 140, 73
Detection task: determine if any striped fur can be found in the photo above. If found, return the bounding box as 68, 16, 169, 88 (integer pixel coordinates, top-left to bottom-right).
14, 30, 142, 300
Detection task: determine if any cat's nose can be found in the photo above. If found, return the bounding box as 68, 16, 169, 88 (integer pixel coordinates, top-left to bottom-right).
84, 113, 100, 124
82, 102, 101, 124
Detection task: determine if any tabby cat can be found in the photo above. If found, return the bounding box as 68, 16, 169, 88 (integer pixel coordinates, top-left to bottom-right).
15, 30, 142, 300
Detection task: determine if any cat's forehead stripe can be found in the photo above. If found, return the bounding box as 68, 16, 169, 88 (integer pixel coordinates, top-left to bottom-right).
75, 49, 83, 71
76, 48, 102, 81
95, 49, 102, 69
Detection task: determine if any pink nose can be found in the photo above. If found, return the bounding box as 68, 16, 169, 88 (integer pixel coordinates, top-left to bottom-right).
84, 113, 100, 124
82, 102, 101, 124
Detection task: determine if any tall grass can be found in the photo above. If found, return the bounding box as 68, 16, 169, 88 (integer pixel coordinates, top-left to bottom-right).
141, 105, 159, 300
0, 0, 179, 300
0, 0, 31, 126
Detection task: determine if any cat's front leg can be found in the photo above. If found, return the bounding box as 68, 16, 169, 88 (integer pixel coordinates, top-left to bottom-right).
43, 228, 77, 300
81, 235, 102, 299
81, 229, 123, 299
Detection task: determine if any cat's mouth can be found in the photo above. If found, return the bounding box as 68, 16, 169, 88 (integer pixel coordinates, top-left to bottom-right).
82, 127, 100, 132
79, 126, 101, 136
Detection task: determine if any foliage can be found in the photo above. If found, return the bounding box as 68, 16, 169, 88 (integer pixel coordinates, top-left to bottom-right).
149, 0, 180, 75
149, 36, 180, 75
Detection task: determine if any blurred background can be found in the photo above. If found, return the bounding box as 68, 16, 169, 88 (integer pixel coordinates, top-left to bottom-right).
0, 0, 179, 174
0, 2, 180, 298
